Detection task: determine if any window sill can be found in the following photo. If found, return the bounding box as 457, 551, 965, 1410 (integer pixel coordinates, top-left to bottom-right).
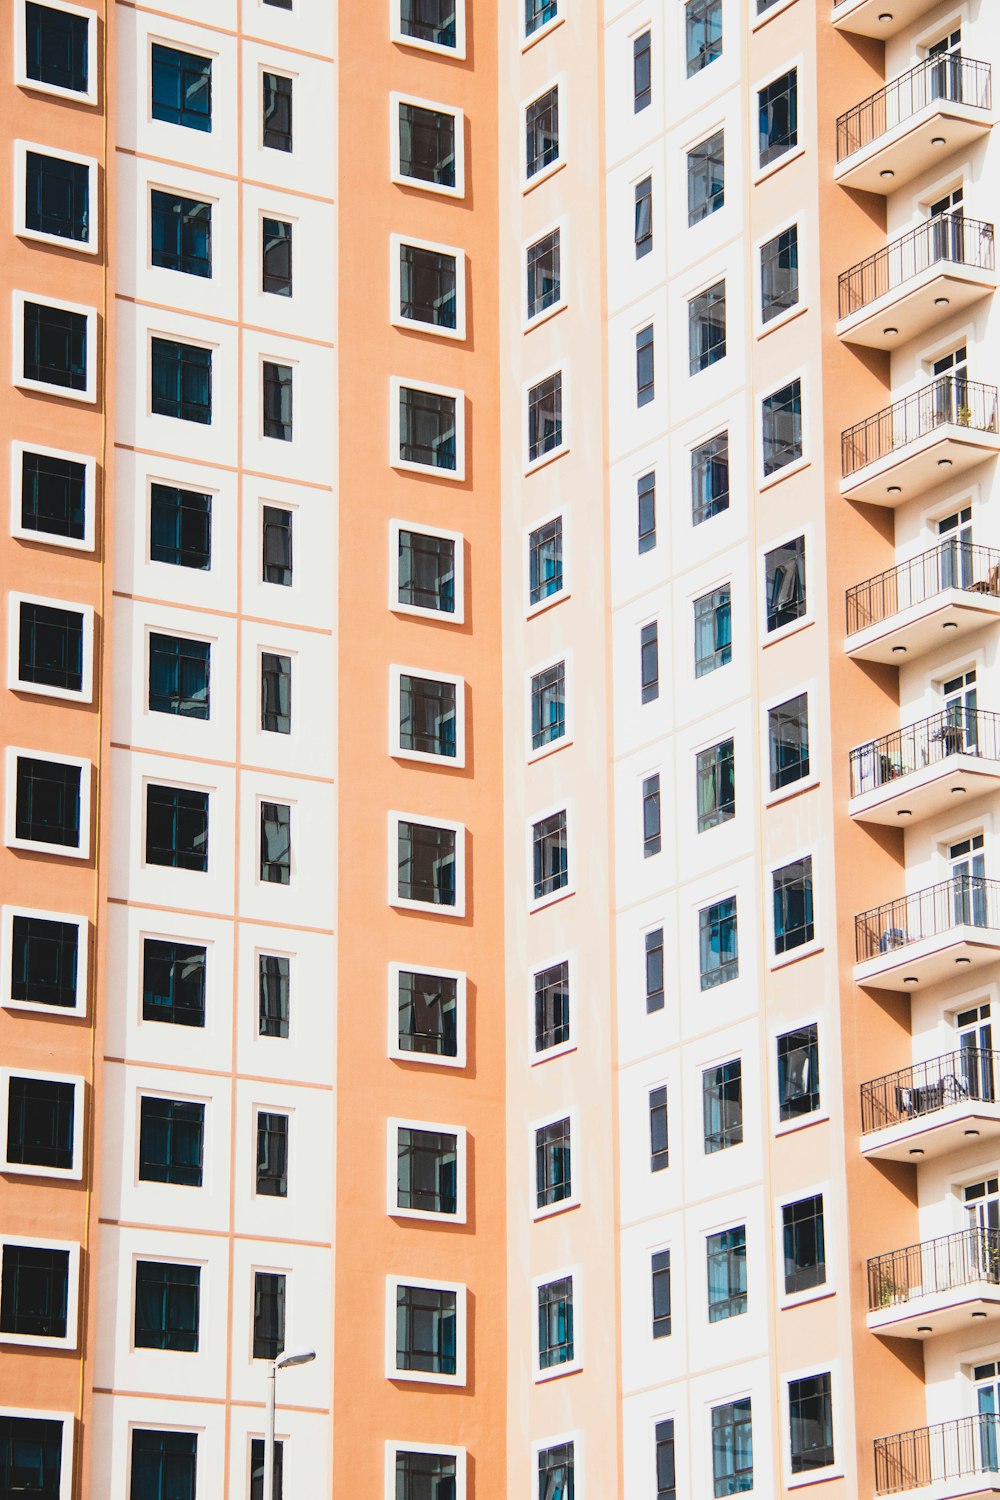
393, 456, 466, 484
390, 1206, 467, 1226
522, 13, 565, 51
761, 612, 814, 649
524, 299, 568, 336
525, 443, 569, 479
765, 773, 819, 808
0, 1158, 81, 1181
389, 1046, 467, 1070
780, 1284, 835, 1313
2, 997, 86, 1019
532, 1040, 577, 1067
774, 1109, 829, 1140
523, 157, 566, 196
530, 884, 575, 915
391, 172, 465, 203
527, 734, 572, 766
10, 678, 90, 706
754, 143, 806, 188
7, 835, 86, 861
759, 455, 810, 493
391, 601, 466, 628
391, 895, 467, 920
390, 1367, 466, 1388
787, 1466, 844, 1490
0, 1331, 75, 1351
526, 588, 570, 621
391, 747, 467, 771
16, 375, 95, 405
17, 77, 97, 107
770, 940, 824, 972
757, 301, 808, 341
17, 227, 98, 256
535, 1358, 582, 1384
752, 0, 799, 29
533, 1195, 580, 1223
392, 313, 466, 344
391, 32, 466, 62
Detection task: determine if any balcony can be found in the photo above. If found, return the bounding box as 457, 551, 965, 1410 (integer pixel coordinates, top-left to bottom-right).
875, 1416, 1000, 1497
845, 543, 1000, 664
868, 1228, 1000, 1338
841, 377, 1000, 503
861, 1048, 1000, 1161
849, 709, 1000, 825
836, 55, 993, 194
837, 215, 996, 350
854, 877, 1000, 989
832, 0, 951, 40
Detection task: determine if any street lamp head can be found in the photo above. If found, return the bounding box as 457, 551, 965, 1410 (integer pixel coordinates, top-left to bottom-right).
275, 1348, 316, 1370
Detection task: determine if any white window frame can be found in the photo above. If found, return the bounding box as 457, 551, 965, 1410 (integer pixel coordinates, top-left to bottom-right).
388, 518, 465, 625
526, 649, 572, 764
14, 0, 97, 105
256, 795, 295, 889
387, 961, 468, 1070
775, 1181, 833, 1311
524, 362, 569, 475
385, 1274, 467, 1386
10, 441, 96, 552
532, 1264, 582, 1382
521, 75, 566, 193
390, 0, 467, 60
384, 1442, 468, 1500
389, 233, 466, 342
387, 811, 467, 918
4, 747, 91, 859
523, 216, 568, 331
767, 846, 821, 970
524, 506, 570, 618
758, 366, 809, 491
147, 328, 216, 424
7, 592, 94, 704
532, 1433, 582, 1500
387, 1116, 468, 1224
1, 905, 88, 1017
0, 1068, 84, 1180
761, 681, 818, 807
782, 1360, 844, 1487
754, 214, 807, 339
0, 1236, 80, 1349
528, 800, 575, 914
12, 291, 97, 404
389, 376, 466, 482
13, 140, 98, 254
389, 664, 466, 768
140, 774, 212, 873
530, 948, 575, 1065
389, 92, 466, 199
530, 1107, 579, 1222
0, 1406, 74, 1500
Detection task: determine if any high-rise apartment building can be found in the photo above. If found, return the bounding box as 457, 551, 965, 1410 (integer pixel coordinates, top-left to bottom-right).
2, 0, 1000, 1496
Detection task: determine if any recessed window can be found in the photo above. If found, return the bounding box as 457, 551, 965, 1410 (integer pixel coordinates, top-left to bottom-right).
262, 506, 293, 586
773, 856, 814, 954
636, 324, 654, 406
396, 383, 459, 474
637, 471, 656, 553
0, 1242, 72, 1343
769, 693, 809, 791
253, 1270, 285, 1359
395, 818, 459, 909
148, 633, 210, 719
531, 661, 565, 752
399, 241, 458, 332
395, 527, 457, 616
250, 1438, 284, 1500
651, 1249, 671, 1338
528, 372, 563, 464
706, 1226, 747, 1321
640, 622, 659, 704
642, 774, 661, 858
17, 447, 89, 544
262, 218, 292, 296
139, 1096, 204, 1186
645, 928, 664, 1013
10, 754, 83, 853
23, 150, 90, 244
145, 783, 209, 872
151, 44, 212, 132
4, 1074, 78, 1173
395, 1125, 459, 1216
758, 69, 797, 169
6, 911, 82, 1011
538, 1444, 573, 1500
400, 0, 458, 48
398, 673, 458, 759
527, 228, 560, 320
150, 484, 212, 570
0, 1411, 70, 1499
689, 280, 726, 374
693, 586, 731, 678
529, 516, 563, 607
699, 897, 738, 989
151, 191, 211, 278
395, 967, 459, 1060
151, 337, 212, 424
635, 176, 653, 259
703, 1059, 742, 1151
525, 86, 559, 180
260, 802, 291, 885
765, 536, 805, 631
686, 0, 721, 76
259, 954, 290, 1039
134, 1260, 200, 1351
696, 738, 735, 832
788, 1373, 834, 1474
532, 810, 568, 902
130, 1430, 198, 1500
15, 599, 85, 695
262, 72, 293, 152
263, 361, 293, 441
142, 939, 206, 1028
526, 0, 556, 38
712, 1398, 753, 1496
761, 225, 799, 323
634, 29, 651, 110
691, 432, 729, 525
535, 1116, 571, 1210
256, 1110, 288, 1196
688, 130, 724, 225
783, 1195, 826, 1294
656, 1421, 676, 1500
762, 379, 802, 476
537, 1275, 574, 1371
777, 1023, 820, 1120
394, 1281, 460, 1378
534, 960, 569, 1054
649, 1085, 668, 1171
19, 298, 90, 395
24, 1, 91, 95
397, 99, 458, 190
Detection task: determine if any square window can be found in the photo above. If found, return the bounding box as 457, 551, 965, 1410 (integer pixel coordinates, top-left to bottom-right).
256, 1110, 288, 1196
0, 1410, 70, 1499
651, 1249, 671, 1338
263, 218, 292, 296
699, 897, 738, 989
19, 298, 90, 396
151, 44, 211, 132
262, 506, 293, 586
261, 654, 291, 735
526, 0, 557, 38
783, 1195, 826, 1295
759, 69, 797, 169
394, 1124, 460, 1217
696, 738, 735, 832
3, 1074, 78, 1174
526, 229, 560, 321
9, 753, 84, 853
142, 939, 206, 1028
711, 1397, 753, 1496
250, 1437, 284, 1500
150, 484, 212, 570
534, 960, 570, 1054
134, 1260, 200, 1352
262, 72, 293, 152
399, 0, 459, 49
535, 1116, 572, 1210
24, 1, 91, 96
655, 1420, 675, 1500
761, 225, 799, 323
14, 599, 85, 696
394, 967, 460, 1061
686, 0, 721, 76
263, 361, 293, 441
765, 536, 805, 630
531, 661, 565, 752
788, 1373, 834, 1474
253, 1270, 285, 1359
397, 672, 459, 759
634, 29, 651, 110
148, 633, 210, 719
688, 130, 724, 225
15, 446, 90, 546
706, 1226, 747, 1321
395, 382, 460, 475
691, 432, 729, 525
22, 150, 91, 245
394, 1448, 458, 1500
640, 622, 659, 704
396, 97, 460, 191
130, 1429, 198, 1500
395, 818, 461, 910
145, 784, 209, 871
703, 1059, 742, 1150
139, 1096, 205, 1186
773, 856, 814, 954
532, 810, 568, 902
644, 928, 664, 1013
637, 471, 656, 553
393, 1280, 461, 1379
259, 954, 290, 1039
693, 587, 731, 678
649, 1085, 668, 1172
537, 1275, 574, 1371
689, 280, 726, 374
4, 909, 84, 1012
525, 86, 559, 180
777, 1023, 820, 1120
762, 380, 802, 476
151, 191, 212, 278
636, 324, 655, 406
529, 516, 564, 608
398, 241, 458, 332
635, 176, 652, 259
0, 1243, 72, 1343
260, 802, 291, 885
394, 525, 458, 617
528, 372, 563, 464
151, 337, 212, 424
642, 774, 661, 858
769, 693, 809, 790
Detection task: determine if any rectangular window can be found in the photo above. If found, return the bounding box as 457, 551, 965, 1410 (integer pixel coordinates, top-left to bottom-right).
783, 1195, 826, 1294
531, 662, 566, 751
649, 1085, 668, 1172
400, 242, 457, 330
640, 622, 659, 704
645, 928, 664, 1013
777, 1024, 820, 1120
262, 507, 293, 586
686, 0, 721, 75
401, 0, 458, 47
529, 517, 563, 606
526, 229, 560, 320
134, 1260, 200, 1352
636, 324, 654, 406
138, 1097, 204, 1186
0, 1243, 70, 1340
397, 969, 458, 1058
398, 101, 457, 188
13, 755, 82, 851
635, 176, 653, 259
261, 654, 291, 735
26, 1, 90, 94
24, 151, 90, 243
9, 914, 80, 1010
148, 633, 210, 719
538, 1443, 573, 1500
397, 820, 457, 907
5, 1076, 76, 1172
703, 1059, 742, 1151
759, 69, 797, 168
395, 1282, 457, 1375
696, 739, 735, 832
396, 1126, 458, 1215
642, 774, 661, 859
253, 1271, 285, 1359
397, 528, 455, 614
142, 939, 206, 1028
263, 361, 293, 441
17, 601, 84, 695
260, 802, 291, 886
788, 1373, 834, 1473
700, 898, 738, 989
262, 218, 292, 296
398, 385, 457, 472
769, 693, 809, 790
689, 280, 726, 374
765, 536, 805, 631
250, 1438, 284, 1500
762, 380, 802, 476
262, 72, 293, 152
21, 300, 88, 393
537, 1275, 574, 1370
256, 1111, 288, 1197
151, 44, 211, 131
761, 225, 799, 323
706, 1226, 747, 1321
535, 1117, 571, 1209
532, 811, 568, 901
19, 449, 87, 543
634, 29, 651, 111
693, 587, 731, 678
145, 784, 209, 872
712, 1398, 753, 1497
151, 191, 211, 278
151, 337, 212, 424
0, 1411, 67, 1498
688, 130, 724, 225
637, 471, 656, 553
395, 1450, 455, 1500
259, 954, 290, 1039
651, 1249, 671, 1338
528, 372, 563, 463
525, 87, 559, 179
534, 960, 570, 1053
691, 432, 729, 525
130, 1430, 197, 1500
656, 1420, 676, 1500
150, 484, 211, 571
773, 857, 814, 954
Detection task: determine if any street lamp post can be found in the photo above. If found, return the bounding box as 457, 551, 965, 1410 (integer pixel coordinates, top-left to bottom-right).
265, 1347, 316, 1499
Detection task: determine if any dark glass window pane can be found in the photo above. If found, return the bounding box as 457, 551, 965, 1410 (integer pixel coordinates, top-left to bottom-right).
399, 675, 457, 757
25, 152, 89, 241
261, 654, 291, 735
635, 176, 653, 259
256, 1112, 288, 1196
397, 969, 458, 1057
643, 774, 661, 858
706, 1225, 747, 1321
533, 811, 568, 900
636, 324, 655, 405
397, 529, 455, 613
397, 1127, 458, 1215
148, 633, 211, 719
687, 0, 721, 76
765, 536, 806, 630
691, 432, 729, 525
263, 507, 293, 586
259, 954, 290, 1039
0, 1413, 64, 1499
528, 373, 563, 463
151, 43, 212, 131
399, 386, 457, 470
253, 1271, 285, 1359
634, 30, 651, 110
526, 0, 557, 38
531, 662, 565, 751
529, 517, 563, 606
134, 1260, 200, 1351
534, 961, 570, 1053
689, 280, 726, 374
401, 0, 457, 47
15, 757, 81, 848
263, 219, 292, 296
26, 2, 89, 93
145, 784, 210, 872
150, 484, 212, 570
773, 857, 814, 953
18, 602, 84, 693
20, 450, 87, 541
10, 915, 79, 1008
688, 130, 724, 225
526, 87, 559, 178
769, 693, 809, 789
637, 471, 656, 553
538, 1443, 574, 1500
535, 1117, 571, 1208
396, 1283, 457, 1375
398, 821, 457, 906
142, 939, 206, 1028
22, 302, 87, 391
696, 738, 735, 832
641, 622, 659, 704
250, 1438, 284, 1500
783, 1195, 826, 1294
759, 70, 797, 168
761, 225, 799, 323
263, 72, 293, 151
6, 1076, 75, 1171
527, 229, 560, 320
400, 243, 457, 329
0, 1245, 69, 1339
263, 362, 293, 441
260, 803, 291, 885
652, 1249, 671, 1337
777, 1023, 820, 1119
649, 1084, 668, 1171
130, 1429, 198, 1500
139, 1097, 205, 1186
645, 928, 664, 1013
656, 1420, 676, 1500
537, 1275, 574, 1368
703, 1060, 743, 1151
762, 380, 802, 475
788, 1373, 834, 1473
151, 338, 212, 424
151, 191, 212, 278
699, 898, 738, 989
399, 103, 456, 187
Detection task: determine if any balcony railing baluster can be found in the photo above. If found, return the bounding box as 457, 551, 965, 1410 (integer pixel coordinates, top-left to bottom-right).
838, 214, 995, 320
837, 53, 992, 162
868, 1226, 1000, 1311
846, 540, 1000, 635
855, 876, 1000, 963
841, 375, 999, 478
849, 708, 1000, 796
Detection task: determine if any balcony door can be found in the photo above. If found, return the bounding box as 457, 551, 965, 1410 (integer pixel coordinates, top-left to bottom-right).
929, 186, 965, 265
950, 833, 986, 927
975, 1359, 1000, 1471
928, 28, 963, 105
937, 506, 973, 592
942, 666, 978, 751
957, 1003, 994, 1103
932, 345, 969, 428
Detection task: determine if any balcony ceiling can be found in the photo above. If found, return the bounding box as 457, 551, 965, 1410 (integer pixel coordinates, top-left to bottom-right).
840, 426, 1000, 504
854, 928, 1000, 991
862, 1101, 1000, 1162
849, 755, 1000, 826
835, 105, 993, 195
832, 0, 948, 39
845, 591, 1000, 665
869, 1284, 1000, 1339
837, 264, 996, 351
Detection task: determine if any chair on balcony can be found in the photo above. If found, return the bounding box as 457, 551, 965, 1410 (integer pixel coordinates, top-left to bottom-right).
880, 927, 908, 952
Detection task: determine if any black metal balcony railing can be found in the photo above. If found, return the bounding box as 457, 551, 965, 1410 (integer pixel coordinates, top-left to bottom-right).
868, 1226, 1000, 1312
861, 1046, 999, 1133
841, 375, 999, 478
838, 214, 995, 319
855, 875, 1000, 963
849, 707, 1000, 797
837, 53, 992, 162
875, 1415, 1000, 1496
846, 540, 1000, 635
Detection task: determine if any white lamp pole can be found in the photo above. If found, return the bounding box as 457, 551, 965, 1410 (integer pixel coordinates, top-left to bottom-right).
265, 1347, 316, 1499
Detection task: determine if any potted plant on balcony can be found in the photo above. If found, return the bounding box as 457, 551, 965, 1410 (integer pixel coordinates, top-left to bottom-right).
956, 404, 973, 427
